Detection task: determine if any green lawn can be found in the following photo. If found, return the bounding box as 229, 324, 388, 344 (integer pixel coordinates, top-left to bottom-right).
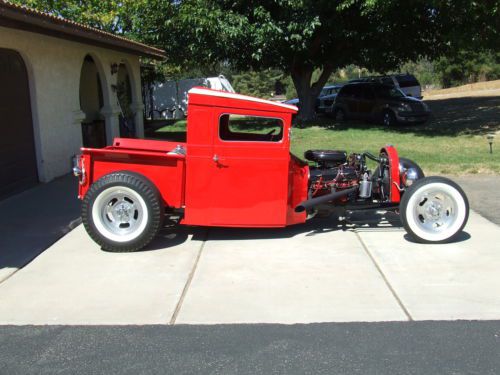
290, 124, 499, 175
145, 94, 500, 175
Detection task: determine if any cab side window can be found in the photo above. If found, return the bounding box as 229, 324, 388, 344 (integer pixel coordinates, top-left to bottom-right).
219, 114, 283, 142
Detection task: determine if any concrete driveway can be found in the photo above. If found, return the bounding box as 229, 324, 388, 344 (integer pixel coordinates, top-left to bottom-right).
0, 174, 81, 283
0, 209, 499, 325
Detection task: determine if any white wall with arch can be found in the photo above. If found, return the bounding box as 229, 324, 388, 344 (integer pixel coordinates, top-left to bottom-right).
0, 25, 146, 182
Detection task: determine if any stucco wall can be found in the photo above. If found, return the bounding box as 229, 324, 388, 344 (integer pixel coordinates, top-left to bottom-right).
0, 26, 145, 182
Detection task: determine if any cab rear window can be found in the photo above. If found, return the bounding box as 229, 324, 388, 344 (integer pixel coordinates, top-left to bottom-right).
219, 114, 283, 142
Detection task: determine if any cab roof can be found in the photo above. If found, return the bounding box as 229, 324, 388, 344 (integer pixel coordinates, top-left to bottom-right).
188, 87, 298, 114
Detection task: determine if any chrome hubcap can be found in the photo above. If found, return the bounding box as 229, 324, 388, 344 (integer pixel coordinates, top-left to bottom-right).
110, 199, 135, 224
413, 189, 458, 234
102, 192, 142, 235
92, 186, 147, 241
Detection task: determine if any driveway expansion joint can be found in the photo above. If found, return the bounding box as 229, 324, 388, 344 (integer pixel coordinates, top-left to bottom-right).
169, 229, 209, 325
355, 231, 413, 321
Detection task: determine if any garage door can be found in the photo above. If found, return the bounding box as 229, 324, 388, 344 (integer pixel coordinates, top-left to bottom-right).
0, 49, 38, 200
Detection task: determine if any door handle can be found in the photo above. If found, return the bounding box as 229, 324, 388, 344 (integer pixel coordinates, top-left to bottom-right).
212, 154, 228, 168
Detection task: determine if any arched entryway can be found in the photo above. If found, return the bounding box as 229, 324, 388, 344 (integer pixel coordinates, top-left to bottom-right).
0, 48, 38, 200
116, 63, 135, 138
79, 55, 107, 148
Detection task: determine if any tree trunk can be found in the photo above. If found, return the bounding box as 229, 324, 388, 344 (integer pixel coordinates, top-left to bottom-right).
291, 64, 334, 123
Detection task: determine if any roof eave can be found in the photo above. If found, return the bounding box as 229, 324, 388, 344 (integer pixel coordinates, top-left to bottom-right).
0, 2, 165, 60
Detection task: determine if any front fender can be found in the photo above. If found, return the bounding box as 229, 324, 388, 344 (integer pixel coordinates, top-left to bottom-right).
380, 145, 401, 203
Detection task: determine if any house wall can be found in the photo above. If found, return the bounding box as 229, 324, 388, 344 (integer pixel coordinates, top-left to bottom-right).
0, 26, 145, 182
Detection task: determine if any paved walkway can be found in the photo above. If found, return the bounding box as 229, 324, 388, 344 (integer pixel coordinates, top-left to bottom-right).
450, 175, 500, 226
0, 208, 498, 325
0, 174, 80, 283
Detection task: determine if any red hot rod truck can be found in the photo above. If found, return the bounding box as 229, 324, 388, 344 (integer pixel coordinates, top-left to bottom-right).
73, 87, 469, 252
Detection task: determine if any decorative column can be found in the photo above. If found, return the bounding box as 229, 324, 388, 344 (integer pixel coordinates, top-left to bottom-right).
131, 101, 145, 138
72, 109, 86, 146
72, 109, 86, 127
100, 105, 121, 144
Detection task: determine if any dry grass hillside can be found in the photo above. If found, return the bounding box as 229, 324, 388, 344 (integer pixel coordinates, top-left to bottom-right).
425, 80, 500, 99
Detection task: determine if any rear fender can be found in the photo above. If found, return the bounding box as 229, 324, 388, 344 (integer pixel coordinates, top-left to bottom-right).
77, 147, 186, 208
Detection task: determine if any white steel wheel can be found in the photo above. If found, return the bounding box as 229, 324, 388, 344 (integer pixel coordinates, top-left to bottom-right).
400, 176, 469, 243
82, 172, 164, 252
92, 186, 148, 243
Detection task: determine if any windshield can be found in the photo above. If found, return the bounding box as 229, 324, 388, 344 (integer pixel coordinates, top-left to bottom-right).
375, 86, 406, 98
320, 87, 339, 96
220, 78, 235, 93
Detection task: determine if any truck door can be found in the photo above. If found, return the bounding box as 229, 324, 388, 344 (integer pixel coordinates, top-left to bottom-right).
209, 112, 290, 226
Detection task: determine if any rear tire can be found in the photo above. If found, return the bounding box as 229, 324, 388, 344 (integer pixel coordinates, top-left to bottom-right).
400, 176, 469, 243
82, 172, 164, 252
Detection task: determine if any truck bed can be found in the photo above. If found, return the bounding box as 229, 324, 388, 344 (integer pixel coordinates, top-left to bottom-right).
78, 138, 186, 208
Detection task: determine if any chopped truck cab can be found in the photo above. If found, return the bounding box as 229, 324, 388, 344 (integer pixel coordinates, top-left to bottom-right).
74, 87, 469, 252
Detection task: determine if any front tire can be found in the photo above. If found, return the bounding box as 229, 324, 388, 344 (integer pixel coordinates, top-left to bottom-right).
382, 110, 397, 126
334, 108, 346, 122
82, 172, 164, 252
400, 177, 469, 243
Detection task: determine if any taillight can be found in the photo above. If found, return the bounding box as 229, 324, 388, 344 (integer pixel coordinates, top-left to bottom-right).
72, 154, 86, 185
72, 155, 81, 176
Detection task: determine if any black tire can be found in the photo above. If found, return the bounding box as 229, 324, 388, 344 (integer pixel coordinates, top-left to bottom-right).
334, 108, 346, 122
400, 176, 469, 244
382, 110, 397, 126
82, 172, 164, 252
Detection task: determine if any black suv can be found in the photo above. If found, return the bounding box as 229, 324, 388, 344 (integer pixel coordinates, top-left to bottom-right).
333, 83, 430, 126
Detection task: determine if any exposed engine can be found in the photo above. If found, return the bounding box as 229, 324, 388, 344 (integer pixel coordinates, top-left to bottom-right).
304, 149, 387, 204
